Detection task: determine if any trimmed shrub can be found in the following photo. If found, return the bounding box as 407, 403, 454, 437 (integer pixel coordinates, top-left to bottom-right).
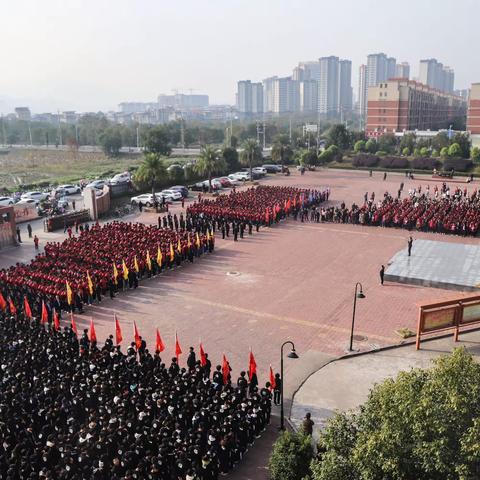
443, 157, 473, 172
376, 150, 388, 157
412, 157, 440, 170
379, 156, 409, 169
352, 154, 379, 167
269, 431, 313, 480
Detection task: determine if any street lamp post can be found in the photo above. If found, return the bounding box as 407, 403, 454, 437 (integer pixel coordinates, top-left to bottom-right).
349, 282, 366, 352
280, 340, 299, 430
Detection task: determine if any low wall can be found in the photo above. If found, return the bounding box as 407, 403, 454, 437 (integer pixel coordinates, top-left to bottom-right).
0, 206, 17, 248
13, 203, 38, 224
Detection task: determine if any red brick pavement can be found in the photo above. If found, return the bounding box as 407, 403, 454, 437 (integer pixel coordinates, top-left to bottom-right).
2, 169, 477, 381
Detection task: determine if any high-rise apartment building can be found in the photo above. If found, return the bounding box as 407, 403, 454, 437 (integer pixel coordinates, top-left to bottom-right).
418, 59, 455, 93
338, 60, 353, 113
395, 62, 410, 79
366, 79, 466, 134
359, 53, 397, 119
236, 81, 264, 114
299, 80, 318, 112
318, 56, 339, 116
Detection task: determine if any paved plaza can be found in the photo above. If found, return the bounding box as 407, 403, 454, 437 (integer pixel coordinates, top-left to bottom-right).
385, 239, 480, 291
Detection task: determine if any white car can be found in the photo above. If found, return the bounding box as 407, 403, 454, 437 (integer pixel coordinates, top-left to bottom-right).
17, 198, 39, 206
56, 184, 81, 195
85, 180, 106, 190
253, 167, 267, 176
160, 189, 182, 201
227, 174, 242, 185
110, 172, 131, 185
0, 196, 14, 206
130, 193, 164, 207
21, 191, 48, 202
233, 171, 251, 181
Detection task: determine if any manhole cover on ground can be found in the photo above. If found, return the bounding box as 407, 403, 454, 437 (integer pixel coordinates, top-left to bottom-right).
353, 334, 367, 342
226, 271, 241, 276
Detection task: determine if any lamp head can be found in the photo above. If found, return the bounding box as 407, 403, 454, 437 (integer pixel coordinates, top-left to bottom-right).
357, 290, 366, 299
287, 348, 299, 359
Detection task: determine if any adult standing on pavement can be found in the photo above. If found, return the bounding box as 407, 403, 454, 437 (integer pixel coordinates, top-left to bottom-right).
27, 223, 32, 238
16, 226, 22, 243
273, 373, 282, 405
408, 236, 413, 257
34, 235, 39, 250
380, 265, 385, 285
302, 412, 314, 435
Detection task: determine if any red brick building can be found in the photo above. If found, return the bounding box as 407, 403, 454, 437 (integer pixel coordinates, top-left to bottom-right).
467, 83, 480, 135
366, 78, 466, 136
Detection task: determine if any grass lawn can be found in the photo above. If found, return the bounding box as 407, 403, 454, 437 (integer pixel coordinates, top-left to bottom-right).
0, 149, 193, 191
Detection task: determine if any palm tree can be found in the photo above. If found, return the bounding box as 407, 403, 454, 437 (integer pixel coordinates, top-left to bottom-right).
240, 138, 259, 181
195, 145, 226, 192
134, 153, 166, 203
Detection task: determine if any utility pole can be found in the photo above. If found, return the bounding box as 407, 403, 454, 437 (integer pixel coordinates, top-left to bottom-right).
136, 126, 140, 149
263, 118, 266, 149
57, 110, 63, 146
256, 120, 260, 144
230, 107, 233, 147
289, 116, 292, 143
180, 118, 185, 149
28, 122, 33, 146
1, 115, 6, 146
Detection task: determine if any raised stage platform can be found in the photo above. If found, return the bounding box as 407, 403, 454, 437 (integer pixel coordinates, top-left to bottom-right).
384, 239, 480, 291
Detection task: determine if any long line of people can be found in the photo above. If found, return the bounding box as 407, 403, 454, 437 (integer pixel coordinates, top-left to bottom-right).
0, 311, 274, 479
315, 183, 480, 236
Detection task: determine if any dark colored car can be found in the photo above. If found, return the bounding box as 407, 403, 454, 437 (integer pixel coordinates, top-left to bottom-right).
262, 164, 282, 173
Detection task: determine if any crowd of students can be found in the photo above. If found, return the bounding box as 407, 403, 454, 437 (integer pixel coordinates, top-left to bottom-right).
317, 183, 480, 236
0, 311, 274, 479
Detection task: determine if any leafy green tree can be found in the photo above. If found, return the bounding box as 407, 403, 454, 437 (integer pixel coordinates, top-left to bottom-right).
420, 147, 430, 157
327, 144, 341, 161
326, 124, 350, 150
99, 126, 122, 156
269, 431, 313, 480
448, 142, 462, 157
399, 133, 416, 153
432, 132, 450, 152
354, 140, 366, 153
167, 165, 184, 184
365, 139, 377, 153
195, 145, 226, 192
413, 148, 421, 157
144, 126, 172, 156
471, 146, 480, 163
310, 348, 480, 480
134, 153, 166, 197
452, 132, 471, 158
240, 138, 262, 178
402, 147, 410, 156
222, 147, 239, 172
272, 141, 294, 167
377, 133, 396, 153
431, 149, 439, 157
230, 134, 238, 149
296, 148, 318, 167
440, 146, 449, 159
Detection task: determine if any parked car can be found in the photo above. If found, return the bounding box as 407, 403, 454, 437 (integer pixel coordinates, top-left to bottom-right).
252, 167, 267, 176
110, 172, 131, 185
0, 196, 14, 206
232, 171, 250, 181
262, 164, 282, 173
170, 185, 189, 198
130, 193, 161, 207
85, 180, 106, 190
166, 164, 182, 172
17, 198, 39, 206
227, 174, 242, 185
160, 189, 182, 201
56, 197, 69, 209
20, 191, 48, 202
55, 184, 81, 195
215, 177, 234, 188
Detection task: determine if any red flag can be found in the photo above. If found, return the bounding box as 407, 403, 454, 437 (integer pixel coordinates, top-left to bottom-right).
70, 312, 78, 336
0, 292, 6, 311
41, 301, 48, 325
89, 318, 97, 343
53, 308, 60, 331
114, 314, 123, 344
269, 365, 276, 391
175, 331, 182, 360
248, 350, 257, 381
8, 298, 16, 315
23, 296, 32, 319
133, 321, 141, 349
222, 354, 230, 385
199, 342, 207, 367
156, 329, 165, 352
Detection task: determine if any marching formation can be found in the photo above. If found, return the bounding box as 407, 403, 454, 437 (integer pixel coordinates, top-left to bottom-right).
0, 310, 275, 480
319, 183, 480, 236
0, 222, 214, 319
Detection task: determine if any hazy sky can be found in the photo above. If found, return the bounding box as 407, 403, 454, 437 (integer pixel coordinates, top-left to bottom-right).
1, 0, 479, 113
